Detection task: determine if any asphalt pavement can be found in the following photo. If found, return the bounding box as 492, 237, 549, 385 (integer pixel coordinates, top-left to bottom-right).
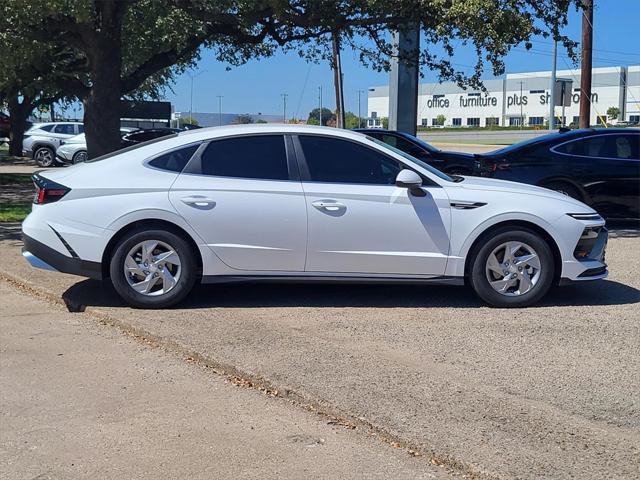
0, 236, 638, 479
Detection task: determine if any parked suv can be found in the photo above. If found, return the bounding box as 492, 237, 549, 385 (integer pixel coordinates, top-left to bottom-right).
23, 122, 83, 167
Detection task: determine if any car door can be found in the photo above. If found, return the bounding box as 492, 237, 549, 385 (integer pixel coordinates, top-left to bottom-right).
294, 134, 451, 276
50, 123, 77, 148
169, 134, 307, 271
554, 133, 640, 218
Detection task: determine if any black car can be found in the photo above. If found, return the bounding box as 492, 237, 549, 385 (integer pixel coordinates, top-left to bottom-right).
353, 128, 476, 175
120, 128, 181, 148
476, 128, 640, 220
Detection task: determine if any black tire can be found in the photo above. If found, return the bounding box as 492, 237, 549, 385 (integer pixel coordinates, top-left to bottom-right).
468, 227, 555, 308
34, 146, 55, 167
72, 150, 88, 164
109, 228, 197, 308
541, 181, 582, 202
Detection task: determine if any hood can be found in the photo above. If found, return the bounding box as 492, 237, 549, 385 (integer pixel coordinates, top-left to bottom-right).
457, 175, 594, 211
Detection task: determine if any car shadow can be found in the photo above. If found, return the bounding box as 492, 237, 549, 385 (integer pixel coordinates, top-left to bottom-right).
61, 278, 640, 311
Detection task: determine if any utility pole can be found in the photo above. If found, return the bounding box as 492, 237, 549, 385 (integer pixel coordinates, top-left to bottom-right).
318, 86, 323, 126
357, 89, 365, 128
331, 32, 345, 128
549, 40, 558, 130
281, 93, 288, 123
216, 95, 223, 126
579, 0, 594, 128
388, 26, 420, 135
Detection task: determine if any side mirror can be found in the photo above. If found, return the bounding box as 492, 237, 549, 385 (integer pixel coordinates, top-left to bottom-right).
395, 169, 423, 189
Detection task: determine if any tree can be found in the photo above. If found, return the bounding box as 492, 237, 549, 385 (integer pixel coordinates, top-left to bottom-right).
233, 114, 254, 124
436, 114, 446, 126
344, 111, 360, 129
381, 117, 389, 129
606, 106, 620, 121
308, 108, 336, 126
3, 0, 581, 157
180, 116, 199, 126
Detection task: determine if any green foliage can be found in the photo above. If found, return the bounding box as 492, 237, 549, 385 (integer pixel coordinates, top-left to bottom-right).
308, 107, 335, 126
606, 106, 620, 120
381, 117, 389, 129
345, 111, 363, 129
180, 116, 199, 126
436, 114, 446, 126
233, 114, 254, 124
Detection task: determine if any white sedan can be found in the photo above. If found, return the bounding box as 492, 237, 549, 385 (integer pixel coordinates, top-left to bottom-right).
22, 125, 608, 308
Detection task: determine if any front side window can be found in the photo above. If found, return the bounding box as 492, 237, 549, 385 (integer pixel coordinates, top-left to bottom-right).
54, 124, 75, 135
298, 135, 402, 185
148, 144, 199, 172
200, 135, 289, 180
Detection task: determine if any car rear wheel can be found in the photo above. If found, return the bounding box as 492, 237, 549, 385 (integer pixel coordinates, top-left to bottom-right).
72, 150, 88, 164
34, 146, 55, 167
109, 229, 197, 308
469, 227, 555, 307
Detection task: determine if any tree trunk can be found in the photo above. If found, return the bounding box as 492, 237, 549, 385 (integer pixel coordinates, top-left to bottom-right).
83, 1, 125, 159
7, 94, 33, 157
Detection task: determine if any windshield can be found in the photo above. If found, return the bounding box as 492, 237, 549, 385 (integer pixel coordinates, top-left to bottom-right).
87, 133, 179, 163
406, 134, 440, 153
367, 136, 454, 182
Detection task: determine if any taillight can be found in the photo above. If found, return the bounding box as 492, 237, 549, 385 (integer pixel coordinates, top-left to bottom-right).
32, 174, 70, 204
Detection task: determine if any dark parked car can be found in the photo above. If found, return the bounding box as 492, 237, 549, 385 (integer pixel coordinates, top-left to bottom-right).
354, 128, 476, 175
120, 128, 181, 148
476, 128, 640, 220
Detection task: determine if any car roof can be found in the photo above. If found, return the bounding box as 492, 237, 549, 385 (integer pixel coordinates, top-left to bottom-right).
175, 124, 371, 142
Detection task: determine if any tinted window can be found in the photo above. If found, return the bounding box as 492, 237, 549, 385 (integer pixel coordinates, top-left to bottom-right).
38, 124, 54, 132
77, 125, 84, 133
557, 134, 639, 159
380, 134, 428, 158
53, 124, 75, 135
200, 135, 289, 180
148, 144, 199, 172
299, 135, 402, 184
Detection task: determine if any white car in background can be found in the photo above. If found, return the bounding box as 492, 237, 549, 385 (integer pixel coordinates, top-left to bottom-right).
56, 127, 139, 164
23, 122, 84, 167
22, 125, 608, 309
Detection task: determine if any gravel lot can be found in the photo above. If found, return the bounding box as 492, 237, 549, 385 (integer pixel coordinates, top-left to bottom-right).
0, 236, 638, 479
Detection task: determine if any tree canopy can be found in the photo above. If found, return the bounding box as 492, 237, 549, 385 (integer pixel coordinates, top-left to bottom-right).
1, 0, 583, 157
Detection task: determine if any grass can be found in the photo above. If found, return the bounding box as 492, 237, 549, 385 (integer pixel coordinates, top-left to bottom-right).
0, 203, 31, 222
0, 173, 33, 184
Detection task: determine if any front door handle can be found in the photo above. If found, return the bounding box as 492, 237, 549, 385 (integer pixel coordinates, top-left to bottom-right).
181, 196, 216, 209
311, 200, 346, 212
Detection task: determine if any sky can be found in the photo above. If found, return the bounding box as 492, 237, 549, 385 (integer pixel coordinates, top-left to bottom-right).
141, 1, 640, 119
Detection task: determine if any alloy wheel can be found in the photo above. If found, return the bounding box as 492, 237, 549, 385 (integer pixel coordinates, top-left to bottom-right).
35, 148, 53, 167
485, 241, 541, 296
124, 240, 181, 296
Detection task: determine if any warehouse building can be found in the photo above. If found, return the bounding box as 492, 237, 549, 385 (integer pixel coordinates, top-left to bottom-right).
367, 65, 640, 128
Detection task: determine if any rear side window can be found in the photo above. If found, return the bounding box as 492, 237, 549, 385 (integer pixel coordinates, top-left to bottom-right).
38, 124, 54, 132
199, 135, 289, 180
53, 124, 76, 135
148, 144, 199, 172
556, 134, 640, 159
298, 135, 402, 184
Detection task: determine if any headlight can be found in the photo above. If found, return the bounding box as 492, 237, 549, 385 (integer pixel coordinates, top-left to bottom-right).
566, 212, 602, 221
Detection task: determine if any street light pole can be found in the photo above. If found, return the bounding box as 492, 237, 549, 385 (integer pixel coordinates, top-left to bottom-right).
187, 70, 206, 122
216, 95, 223, 126
549, 39, 558, 130
519, 81, 524, 129
319, 86, 323, 126
357, 89, 365, 128
281, 93, 288, 123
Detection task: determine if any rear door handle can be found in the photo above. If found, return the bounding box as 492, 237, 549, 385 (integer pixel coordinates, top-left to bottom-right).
181, 196, 216, 209
312, 200, 346, 212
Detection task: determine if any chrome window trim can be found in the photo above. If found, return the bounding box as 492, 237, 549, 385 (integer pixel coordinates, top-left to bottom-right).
550, 132, 640, 161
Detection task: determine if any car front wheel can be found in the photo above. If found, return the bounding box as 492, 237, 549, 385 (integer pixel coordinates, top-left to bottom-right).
109, 229, 197, 308
72, 150, 88, 164
468, 227, 555, 307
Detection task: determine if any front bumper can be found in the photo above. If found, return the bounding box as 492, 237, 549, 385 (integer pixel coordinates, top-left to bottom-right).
560, 226, 608, 284
22, 234, 103, 279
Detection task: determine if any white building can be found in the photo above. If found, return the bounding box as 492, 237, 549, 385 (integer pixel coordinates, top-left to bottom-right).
367, 66, 640, 128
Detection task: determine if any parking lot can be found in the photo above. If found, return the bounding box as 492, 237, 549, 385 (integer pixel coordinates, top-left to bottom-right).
1, 231, 638, 479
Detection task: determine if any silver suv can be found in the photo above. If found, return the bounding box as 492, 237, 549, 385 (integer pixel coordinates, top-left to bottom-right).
23, 122, 83, 167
